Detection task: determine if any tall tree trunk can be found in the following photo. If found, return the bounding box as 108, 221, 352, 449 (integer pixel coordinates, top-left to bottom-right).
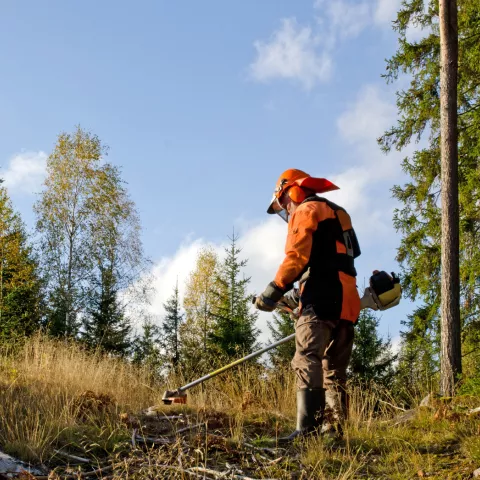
66, 231, 75, 336
439, 0, 461, 396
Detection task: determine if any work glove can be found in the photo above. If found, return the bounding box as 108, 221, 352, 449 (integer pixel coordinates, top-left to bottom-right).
255, 282, 285, 312
280, 288, 300, 311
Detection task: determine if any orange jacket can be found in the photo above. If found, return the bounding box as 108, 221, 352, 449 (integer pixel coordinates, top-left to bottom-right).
274, 199, 361, 322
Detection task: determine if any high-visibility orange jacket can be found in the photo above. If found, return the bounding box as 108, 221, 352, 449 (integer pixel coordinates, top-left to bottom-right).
274, 196, 361, 322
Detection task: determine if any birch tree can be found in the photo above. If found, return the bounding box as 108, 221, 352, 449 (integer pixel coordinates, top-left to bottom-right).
181, 247, 220, 372
35, 127, 105, 336
36, 126, 149, 343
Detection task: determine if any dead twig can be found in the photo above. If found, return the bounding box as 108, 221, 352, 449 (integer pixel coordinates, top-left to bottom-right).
160, 415, 187, 421
242, 442, 283, 456
174, 423, 204, 435
378, 399, 407, 412
134, 435, 174, 445
53, 450, 91, 464
188, 466, 229, 478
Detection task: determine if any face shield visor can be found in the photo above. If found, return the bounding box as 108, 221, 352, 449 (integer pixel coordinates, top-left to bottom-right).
267, 194, 289, 223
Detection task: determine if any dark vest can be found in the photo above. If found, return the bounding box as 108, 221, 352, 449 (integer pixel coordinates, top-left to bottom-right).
299, 196, 361, 318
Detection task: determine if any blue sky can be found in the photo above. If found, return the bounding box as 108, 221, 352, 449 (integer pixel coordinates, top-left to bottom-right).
0, 0, 423, 344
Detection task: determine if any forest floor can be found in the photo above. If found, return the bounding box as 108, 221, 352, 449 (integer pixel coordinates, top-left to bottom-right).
0, 336, 479, 479
27, 397, 480, 480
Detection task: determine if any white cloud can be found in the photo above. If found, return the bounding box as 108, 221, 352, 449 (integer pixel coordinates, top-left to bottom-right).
324, 85, 406, 242
2, 151, 47, 195
374, 0, 402, 26
250, 0, 410, 89
391, 335, 402, 355
250, 18, 332, 90
143, 218, 286, 344
337, 85, 396, 144
147, 239, 209, 318
315, 0, 371, 40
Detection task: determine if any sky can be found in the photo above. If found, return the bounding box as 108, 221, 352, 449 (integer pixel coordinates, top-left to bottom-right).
0, 0, 425, 346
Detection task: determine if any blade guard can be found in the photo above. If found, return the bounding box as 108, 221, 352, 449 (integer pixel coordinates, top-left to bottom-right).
162, 389, 187, 405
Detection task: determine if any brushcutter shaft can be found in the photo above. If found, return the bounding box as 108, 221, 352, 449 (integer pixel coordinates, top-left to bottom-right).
162, 300, 297, 404
176, 333, 296, 395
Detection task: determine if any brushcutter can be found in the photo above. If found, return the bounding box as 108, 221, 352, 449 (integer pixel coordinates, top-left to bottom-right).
162, 301, 296, 405
161, 270, 402, 405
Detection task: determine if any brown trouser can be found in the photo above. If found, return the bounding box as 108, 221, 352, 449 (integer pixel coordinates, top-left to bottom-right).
292, 306, 354, 422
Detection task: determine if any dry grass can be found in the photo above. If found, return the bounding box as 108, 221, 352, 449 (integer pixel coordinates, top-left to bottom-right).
0, 334, 161, 463
0, 334, 478, 479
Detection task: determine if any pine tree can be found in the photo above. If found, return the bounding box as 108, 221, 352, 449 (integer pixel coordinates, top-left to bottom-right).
82, 162, 147, 355
267, 311, 295, 367
349, 309, 396, 385
82, 266, 131, 355
210, 231, 259, 358
438, 0, 461, 396
162, 282, 183, 369
395, 305, 440, 397
380, 0, 480, 380
0, 185, 43, 339
132, 319, 163, 373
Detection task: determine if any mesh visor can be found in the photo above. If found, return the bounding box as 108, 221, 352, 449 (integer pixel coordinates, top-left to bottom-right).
267, 196, 289, 223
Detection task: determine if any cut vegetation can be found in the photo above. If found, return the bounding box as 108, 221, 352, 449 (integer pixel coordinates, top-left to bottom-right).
0, 335, 478, 479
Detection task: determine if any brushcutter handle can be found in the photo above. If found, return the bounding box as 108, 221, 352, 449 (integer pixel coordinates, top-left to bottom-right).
252, 295, 297, 317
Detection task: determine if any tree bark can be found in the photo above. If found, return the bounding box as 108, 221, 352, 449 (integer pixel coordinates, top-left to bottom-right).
439, 0, 461, 396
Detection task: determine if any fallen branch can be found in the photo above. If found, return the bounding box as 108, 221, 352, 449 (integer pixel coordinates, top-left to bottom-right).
53, 450, 91, 464
378, 400, 407, 412
160, 415, 187, 421
188, 466, 229, 478
175, 423, 204, 435
242, 442, 284, 456
134, 435, 174, 445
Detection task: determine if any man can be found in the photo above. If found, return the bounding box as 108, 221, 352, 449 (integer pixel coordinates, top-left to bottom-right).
255, 168, 361, 442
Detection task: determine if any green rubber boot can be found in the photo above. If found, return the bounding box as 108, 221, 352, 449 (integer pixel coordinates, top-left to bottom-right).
278, 389, 325, 445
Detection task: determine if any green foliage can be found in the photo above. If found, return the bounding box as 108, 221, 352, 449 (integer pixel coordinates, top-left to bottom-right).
181, 247, 220, 373
395, 305, 440, 397
267, 311, 295, 367
209, 231, 259, 358
82, 267, 131, 355
381, 0, 480, 378
36, 126, 106, 336
161, 282, 183, 370
349, 309, 396, 384
36, 126, 148, 340
132, 319, 163, 373
0, 186, 43, 340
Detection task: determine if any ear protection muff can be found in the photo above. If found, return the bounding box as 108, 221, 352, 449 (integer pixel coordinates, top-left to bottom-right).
286, 185, 307, 203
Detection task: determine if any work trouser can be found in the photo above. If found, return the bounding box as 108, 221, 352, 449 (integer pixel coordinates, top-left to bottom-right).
292, 305, 355, 423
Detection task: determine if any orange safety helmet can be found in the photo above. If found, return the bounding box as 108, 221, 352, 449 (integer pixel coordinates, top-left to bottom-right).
267, 169, 339, 220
